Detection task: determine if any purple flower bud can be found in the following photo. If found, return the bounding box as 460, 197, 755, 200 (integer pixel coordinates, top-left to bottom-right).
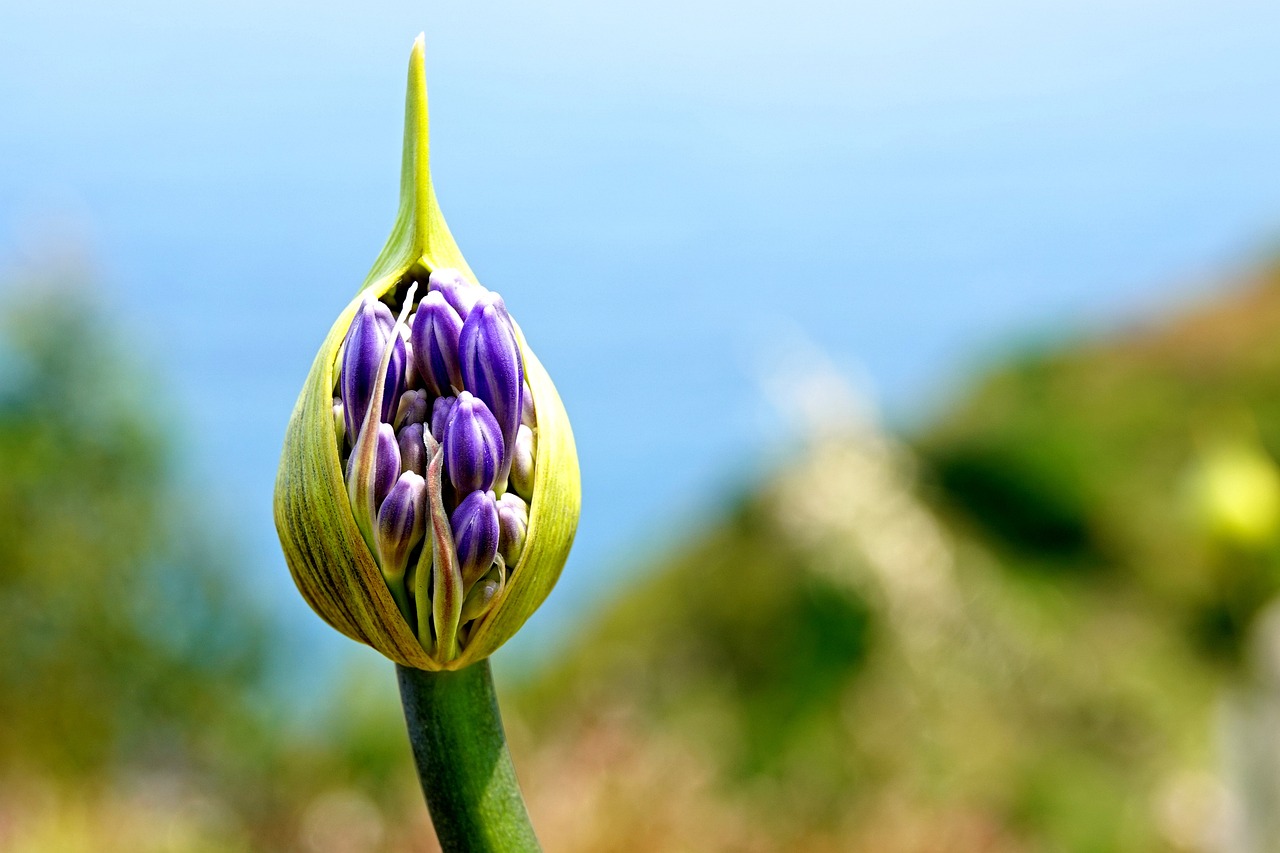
395, 389, 430, 429
410, 291, 464, 397
376, 471, 427, 579
451, 489, 499, 585
430, 395, 456, 445
339, 294, 406, 441
497, 492, 528, 565
346, 422, 401, 539
428, 267, 482, 320
403, 336, 422, 389
459, 292, 523, 485
398, 422, 426, 477
444, 391, 505, 494
510, 424, 535, 499
373, 423, 400, 510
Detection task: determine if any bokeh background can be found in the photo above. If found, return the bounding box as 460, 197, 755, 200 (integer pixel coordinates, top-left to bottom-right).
3, 1, 1280, 850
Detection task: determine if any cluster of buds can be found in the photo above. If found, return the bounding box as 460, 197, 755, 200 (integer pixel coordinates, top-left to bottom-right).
335, 270, 537, 660
274, 37, 579, 671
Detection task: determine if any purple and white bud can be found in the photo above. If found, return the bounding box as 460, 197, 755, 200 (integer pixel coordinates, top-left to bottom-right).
497, 492, 528, 565
428, 267, 482, 320
346, 422, 401, 537
510, 424, 535, 499
395, 389, 430, 429
410, 291, 464, 397
376, 471, 427, 579
403, 336, 421, 390
372, 423, 400, 510
430, 395, 457, 445
520, 381, 536, 428
339, 294, 406, 441
451, 489, 500, 584
398, 422, 427, 477
459, 292, 523, 484
444, 391, 505, 494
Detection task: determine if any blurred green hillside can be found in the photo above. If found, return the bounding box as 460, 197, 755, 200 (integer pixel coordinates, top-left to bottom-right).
6, 263, 1280, 852
514, 265, 1280, 852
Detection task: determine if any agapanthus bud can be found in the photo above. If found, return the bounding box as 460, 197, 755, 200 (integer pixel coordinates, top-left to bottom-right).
275, 37, 581, 671
347, 422, 401, 535
460, 575, 501, 622
340, 294, 406, 440
428, 267, 481, 319
451, 489, 500, 586
409, 290, 464, 397
444, 391, 504, 494
510, 424, 535, 500
520, 380, 536, 428
430, 395, 456, 445
398, 422, 427, 477
460, 292, 523, 485
376, 471, 427, 618
496, 493, 528, 565
395, 388, 429, 429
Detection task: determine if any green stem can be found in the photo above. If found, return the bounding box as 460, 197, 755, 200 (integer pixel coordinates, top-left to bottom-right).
396, 661, 541, 852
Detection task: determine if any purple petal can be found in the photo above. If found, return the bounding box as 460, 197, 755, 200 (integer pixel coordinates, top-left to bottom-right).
450, 489, 500, 584
459, 292, 523, 484
376, 471, 426, 576
398, 422, 426, 477
373, 422, 400, 511
428, 268, 482, 320
339, 295, 407, 439
430, 395, 456, 445
409, 291, 464, 397
443, 391, 505, 494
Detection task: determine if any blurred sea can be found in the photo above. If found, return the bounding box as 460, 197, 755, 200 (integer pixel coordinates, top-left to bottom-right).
1, 0, 1279, 686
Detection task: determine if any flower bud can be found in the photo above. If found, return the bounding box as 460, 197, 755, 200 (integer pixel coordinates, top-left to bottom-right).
496, 493, 528, 565
451, 489, 500, 587
376, 471, 426, 618
333, 398, 346, 448
339, 294, 406, 441
346, 421, 401, 540
398, 422, 427, 477
460, 575, 501, 623
395, 388, 429, 429
460, 292, 523, 485
430, 395, 456, 445
510, 424, 535, 500
403, 336, 421, 390
275, 36, 580, 671
444, 391, 504, 494
428, 267, 481, 319
409, 290, 464, 397
520, 380, 536, 428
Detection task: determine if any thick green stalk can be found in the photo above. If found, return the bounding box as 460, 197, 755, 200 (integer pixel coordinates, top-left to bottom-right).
396, 660, 541, 852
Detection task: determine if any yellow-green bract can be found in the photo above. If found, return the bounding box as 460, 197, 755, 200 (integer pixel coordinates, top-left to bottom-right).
274, 36, 581, 670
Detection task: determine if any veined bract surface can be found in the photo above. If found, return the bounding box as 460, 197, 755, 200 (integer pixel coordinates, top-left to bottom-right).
274, 36, 580, 670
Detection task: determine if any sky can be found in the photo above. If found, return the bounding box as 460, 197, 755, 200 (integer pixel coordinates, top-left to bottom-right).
1, 0, 1279, 678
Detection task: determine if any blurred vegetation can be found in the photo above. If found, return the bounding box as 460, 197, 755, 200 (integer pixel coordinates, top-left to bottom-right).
0, 274, 422, 852
513, 265, 1280, 852
7, 262, 1280, 852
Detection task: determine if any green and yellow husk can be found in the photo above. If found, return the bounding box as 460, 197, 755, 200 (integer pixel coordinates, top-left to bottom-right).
273, 36, 581, 671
